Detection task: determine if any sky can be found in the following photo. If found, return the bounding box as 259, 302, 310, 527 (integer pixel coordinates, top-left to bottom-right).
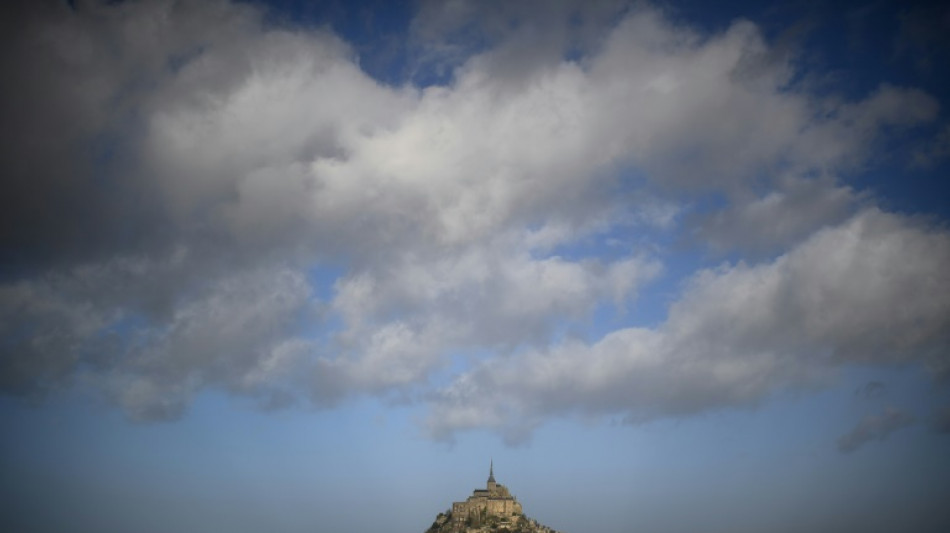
1, 0, 949, 532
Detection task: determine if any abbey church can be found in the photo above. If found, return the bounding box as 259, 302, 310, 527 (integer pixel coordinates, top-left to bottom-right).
451, 462, 524, 523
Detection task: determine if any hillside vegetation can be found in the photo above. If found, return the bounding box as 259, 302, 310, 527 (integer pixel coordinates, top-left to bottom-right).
425, 509, 563, 533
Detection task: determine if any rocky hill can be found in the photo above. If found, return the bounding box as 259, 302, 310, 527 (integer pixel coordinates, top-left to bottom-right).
429, 463, 565, 533
424, 509, 564, 533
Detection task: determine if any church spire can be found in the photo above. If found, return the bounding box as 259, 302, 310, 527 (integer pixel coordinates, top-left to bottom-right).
488, 459, 495, 484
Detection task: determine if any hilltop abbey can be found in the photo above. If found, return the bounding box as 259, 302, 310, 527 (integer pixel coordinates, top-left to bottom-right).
451, 461, 524, 523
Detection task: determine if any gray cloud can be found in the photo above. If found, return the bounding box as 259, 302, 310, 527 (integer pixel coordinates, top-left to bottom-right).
932, 406, 950, 434
856, 381, 887, 399
0, 0, 945, 434
0, 0, 264, 273
912, 123, 950, 169
408, 0, 629, 85
693, 175, 861, 255
837, 408, 916, 453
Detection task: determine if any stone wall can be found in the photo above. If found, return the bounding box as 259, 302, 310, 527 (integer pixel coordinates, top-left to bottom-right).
452, 490, 523, 522
486, 498, 522, 516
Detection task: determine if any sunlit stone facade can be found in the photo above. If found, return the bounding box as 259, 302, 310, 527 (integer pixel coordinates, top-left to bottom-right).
451, 462, 524, 523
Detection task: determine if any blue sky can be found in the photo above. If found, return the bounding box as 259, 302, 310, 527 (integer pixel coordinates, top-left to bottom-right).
1, 1, 949, 532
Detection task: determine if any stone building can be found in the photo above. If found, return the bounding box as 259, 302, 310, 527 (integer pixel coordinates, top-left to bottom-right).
451, 461, 523, 523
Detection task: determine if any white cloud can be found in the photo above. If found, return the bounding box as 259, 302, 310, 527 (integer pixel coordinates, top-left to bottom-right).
0, 0, 945, 435
427, 209, 950, 439
325, 237, 660, 394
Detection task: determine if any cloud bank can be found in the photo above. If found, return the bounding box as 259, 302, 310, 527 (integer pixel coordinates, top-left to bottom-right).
426, 209, 950, 441
1, 0, 947, 440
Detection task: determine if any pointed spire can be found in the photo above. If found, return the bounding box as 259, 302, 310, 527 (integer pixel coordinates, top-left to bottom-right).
488, 459, 495, 483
